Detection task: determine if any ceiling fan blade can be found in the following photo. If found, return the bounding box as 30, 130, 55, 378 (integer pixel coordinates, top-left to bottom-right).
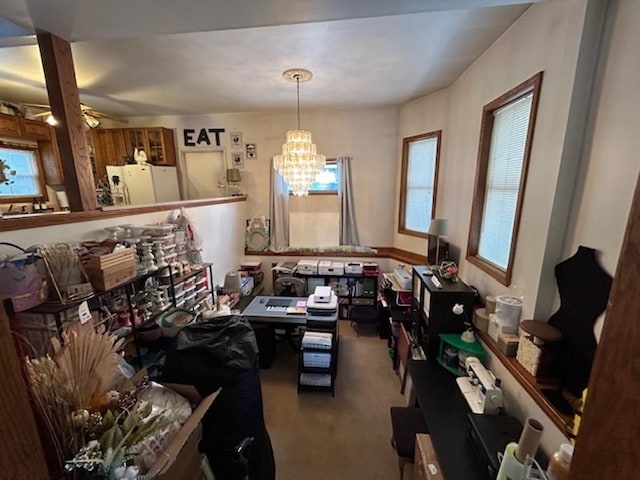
86, 111, 129, 124
31, 111, 52, 118
22, 102, 52, 109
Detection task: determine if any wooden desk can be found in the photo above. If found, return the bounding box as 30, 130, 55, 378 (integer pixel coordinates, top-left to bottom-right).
408, 359, 484, 480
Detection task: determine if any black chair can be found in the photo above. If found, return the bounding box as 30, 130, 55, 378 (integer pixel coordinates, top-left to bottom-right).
390, 406, 428, 480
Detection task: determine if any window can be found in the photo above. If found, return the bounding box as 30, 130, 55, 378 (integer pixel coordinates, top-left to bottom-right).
289, 160, 339, 194
0, 145, 45, 200
467, 72, 543, 286
398, 130, 441, 237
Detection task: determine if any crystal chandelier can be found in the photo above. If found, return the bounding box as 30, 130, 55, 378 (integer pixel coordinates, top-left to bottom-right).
274, 69, 326, 196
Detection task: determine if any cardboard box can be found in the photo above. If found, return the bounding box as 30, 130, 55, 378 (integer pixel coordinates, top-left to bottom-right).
414, 434, 444, 480
128, 371, 218, 479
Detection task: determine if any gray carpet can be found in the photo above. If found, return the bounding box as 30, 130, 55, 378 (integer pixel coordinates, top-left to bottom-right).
259, 320, 410, 480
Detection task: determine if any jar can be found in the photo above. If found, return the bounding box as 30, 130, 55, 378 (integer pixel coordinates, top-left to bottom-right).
546, 443, 573, 480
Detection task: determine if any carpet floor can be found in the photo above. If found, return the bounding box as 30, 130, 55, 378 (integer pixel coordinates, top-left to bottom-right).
259, 320, 411, 480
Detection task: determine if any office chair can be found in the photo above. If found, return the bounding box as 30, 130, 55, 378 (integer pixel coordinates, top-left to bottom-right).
273, 276, 306, 351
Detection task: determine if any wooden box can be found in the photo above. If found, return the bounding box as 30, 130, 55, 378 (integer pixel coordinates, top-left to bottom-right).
84, 248, 136, 291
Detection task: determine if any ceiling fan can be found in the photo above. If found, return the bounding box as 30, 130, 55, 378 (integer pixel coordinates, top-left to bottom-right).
23, 102, 129, 128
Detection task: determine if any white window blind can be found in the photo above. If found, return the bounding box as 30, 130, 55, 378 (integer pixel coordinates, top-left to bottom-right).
477, 93, 533, 269
404, 137, 438, 233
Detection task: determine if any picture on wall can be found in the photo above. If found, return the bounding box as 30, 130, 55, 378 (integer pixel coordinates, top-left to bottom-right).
246, 143, 257, 159
232, 151, 244, 168
230, 131, 243, 148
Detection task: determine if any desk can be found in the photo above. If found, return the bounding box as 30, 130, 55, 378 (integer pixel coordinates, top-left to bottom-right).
408, 359, 484, 480
241, 296, 308, 327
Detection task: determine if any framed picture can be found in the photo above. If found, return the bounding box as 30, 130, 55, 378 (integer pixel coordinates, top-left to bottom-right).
232, 151, 244, 168
246, 143, 257, 159
230, 131, 243, 149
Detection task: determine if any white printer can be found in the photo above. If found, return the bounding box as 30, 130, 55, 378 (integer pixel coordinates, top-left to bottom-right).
297, 259, 319, 275
345, 261, 363, 275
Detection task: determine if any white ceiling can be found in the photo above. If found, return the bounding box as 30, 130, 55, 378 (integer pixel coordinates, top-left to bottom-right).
0, 0, 536, 117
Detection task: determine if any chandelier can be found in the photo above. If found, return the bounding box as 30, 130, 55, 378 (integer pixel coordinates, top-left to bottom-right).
274, 68, 326, 196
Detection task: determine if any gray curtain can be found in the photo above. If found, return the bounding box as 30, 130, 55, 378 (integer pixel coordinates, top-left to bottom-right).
337, 156, 360, 245
269, 158, 290, 252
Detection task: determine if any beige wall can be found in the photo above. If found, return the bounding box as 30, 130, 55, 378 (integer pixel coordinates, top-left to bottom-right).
0, 201, 247, 286
122, 106, 400, 248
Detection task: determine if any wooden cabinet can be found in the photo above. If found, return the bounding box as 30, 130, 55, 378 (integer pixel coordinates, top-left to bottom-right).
90, 128, 127, 180
20, 118, 51, 140
91, 127, 177, 176
123, 127, 176, 166
38, 129, 64, 185
0, 113, 23, 136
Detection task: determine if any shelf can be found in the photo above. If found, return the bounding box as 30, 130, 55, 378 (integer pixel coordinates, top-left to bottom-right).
436, 357, 463, 376
171, 263, 211, 286
439, 333, 486, 356
300, 366, 333, 374
476, 329, 574, 437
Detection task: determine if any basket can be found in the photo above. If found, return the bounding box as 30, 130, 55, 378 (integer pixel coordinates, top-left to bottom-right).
0, 242, 47, 312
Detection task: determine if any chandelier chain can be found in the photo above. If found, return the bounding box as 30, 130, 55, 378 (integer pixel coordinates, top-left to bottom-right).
296, 74, 301, 130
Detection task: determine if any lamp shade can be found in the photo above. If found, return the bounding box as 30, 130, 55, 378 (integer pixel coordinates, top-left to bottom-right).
428, 218, 449, 236
223, 271, 242, 294
227, 168, 242, 183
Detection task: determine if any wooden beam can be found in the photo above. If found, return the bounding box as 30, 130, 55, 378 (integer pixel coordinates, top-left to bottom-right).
37, 32, 97, 212
570, 170, 640, 478
0, 302, 49, 478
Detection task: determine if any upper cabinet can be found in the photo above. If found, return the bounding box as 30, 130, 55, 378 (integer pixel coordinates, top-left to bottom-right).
91, 127, 177, 180
90, 127, 177, 181
0, 114, 51, 140
123, 127, 176, 166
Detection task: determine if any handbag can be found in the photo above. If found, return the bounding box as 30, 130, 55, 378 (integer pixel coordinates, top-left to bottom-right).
0, 242, 47, 312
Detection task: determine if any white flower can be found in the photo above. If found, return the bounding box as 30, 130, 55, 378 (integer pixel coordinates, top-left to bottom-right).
452, 303, 464, 315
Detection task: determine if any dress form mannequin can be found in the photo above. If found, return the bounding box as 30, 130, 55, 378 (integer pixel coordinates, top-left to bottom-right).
548, 246, 612, 396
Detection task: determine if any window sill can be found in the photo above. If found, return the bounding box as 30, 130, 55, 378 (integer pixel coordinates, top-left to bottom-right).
475, 329, 574, 437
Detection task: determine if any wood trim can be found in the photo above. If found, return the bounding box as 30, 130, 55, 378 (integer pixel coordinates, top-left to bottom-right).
38, 33, 97, 211
466, 72, 543, 286
0, 195, 246, 233
243, 246, 428, 264
569, 171, 640, 479
0, 301, 50, 478
476, 330, 573, 436
398, 130, 442, 239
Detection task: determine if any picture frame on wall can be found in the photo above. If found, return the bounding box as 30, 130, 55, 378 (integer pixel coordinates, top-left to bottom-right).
230, 131, 243, 149
246, 143, 257, 159
232, 151, 244, 168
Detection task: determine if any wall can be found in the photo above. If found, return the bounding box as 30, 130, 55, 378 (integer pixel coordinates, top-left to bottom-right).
396, 0, 596, 453
0, 201, 246, 286
289, 194, 339, 246
122, 106, 400, 248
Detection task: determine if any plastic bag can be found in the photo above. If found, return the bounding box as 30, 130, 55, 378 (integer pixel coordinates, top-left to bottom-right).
162, 315, 258, 393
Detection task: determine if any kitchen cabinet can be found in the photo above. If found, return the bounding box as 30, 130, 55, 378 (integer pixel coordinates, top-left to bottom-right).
0, 113, 21, 136
20, 118, 51, 140
90, 128, 127, 180
38, 129, 64, 185
124, 127, 177, 166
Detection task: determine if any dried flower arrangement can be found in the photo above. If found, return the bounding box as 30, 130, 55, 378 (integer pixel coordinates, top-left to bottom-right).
26, 330, 180, 479
0, 158, 17, 185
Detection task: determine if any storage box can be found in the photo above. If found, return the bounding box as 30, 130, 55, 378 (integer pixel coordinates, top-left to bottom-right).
297, 259, 318, 275
84, 248, 136, 291
497, 333, 520, 357
344, 262, 363, 275
318, 261, 344, 276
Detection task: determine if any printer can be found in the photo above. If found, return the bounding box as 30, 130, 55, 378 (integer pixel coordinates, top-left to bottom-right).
456, 357, 504, 415
392, 265, 412, 291
297, 259, 319, 275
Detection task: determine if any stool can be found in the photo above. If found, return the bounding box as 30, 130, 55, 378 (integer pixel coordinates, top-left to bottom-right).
390, 406, 429, 480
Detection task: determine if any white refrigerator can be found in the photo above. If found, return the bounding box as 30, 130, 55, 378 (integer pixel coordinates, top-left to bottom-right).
121, 165, 181, 205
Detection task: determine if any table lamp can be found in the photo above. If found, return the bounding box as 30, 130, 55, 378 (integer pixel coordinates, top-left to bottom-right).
428, 218, 448, 266
223, 270, 242, 295
226, 168, 242, 196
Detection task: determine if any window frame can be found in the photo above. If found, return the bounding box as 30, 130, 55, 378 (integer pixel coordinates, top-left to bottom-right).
0, 143, 48, 202
288, 158, 338, 196
466, 71, 543, 286
398, 130, 442, 238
